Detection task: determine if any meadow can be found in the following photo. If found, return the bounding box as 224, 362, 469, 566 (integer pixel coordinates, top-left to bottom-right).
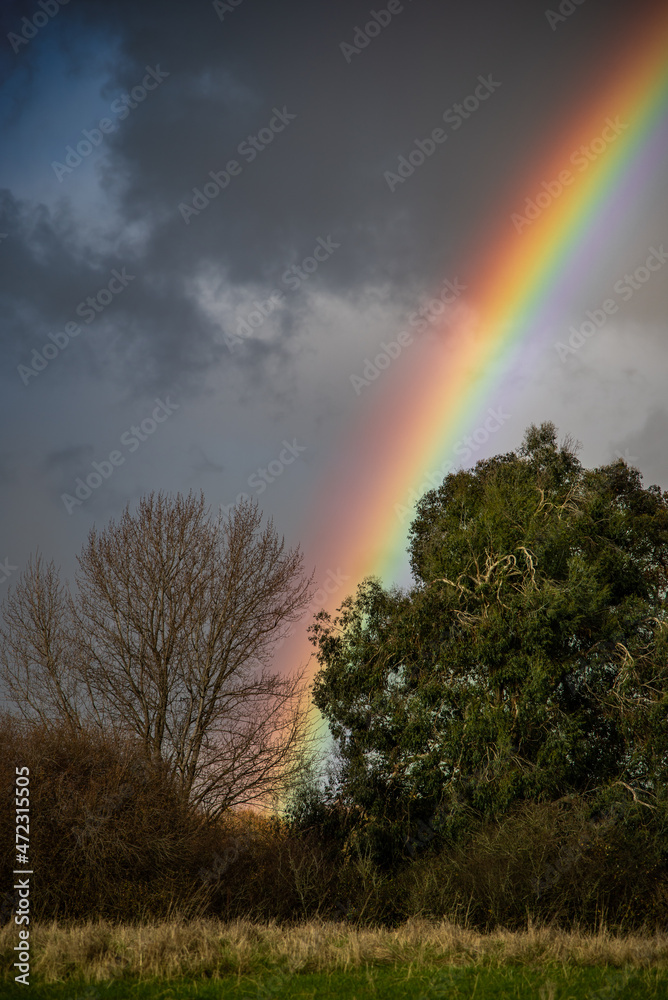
2, 917, 668, 998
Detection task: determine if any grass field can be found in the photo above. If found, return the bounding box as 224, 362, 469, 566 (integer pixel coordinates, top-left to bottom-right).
2, 965, 668, 998
2, 918, 668, 998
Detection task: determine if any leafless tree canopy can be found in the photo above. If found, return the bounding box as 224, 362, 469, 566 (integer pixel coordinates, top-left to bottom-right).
0, 556, 85, 733
0, 492, 317, 818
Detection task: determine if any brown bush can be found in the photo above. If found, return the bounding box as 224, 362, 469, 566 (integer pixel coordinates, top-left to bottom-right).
196, 813, 343, 924
0, 714, 223, 922
0, 713, 346, 925
4, 713, 664, 930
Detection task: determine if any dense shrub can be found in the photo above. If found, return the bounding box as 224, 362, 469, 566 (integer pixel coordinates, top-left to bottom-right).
387, 793, 668, 930
0, 714, 344, 925
2, 714, 666, 930
0, 715, 222, 922
283, 786, 668, 930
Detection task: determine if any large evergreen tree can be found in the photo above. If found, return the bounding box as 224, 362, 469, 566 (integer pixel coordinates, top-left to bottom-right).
309, 424, 668, 860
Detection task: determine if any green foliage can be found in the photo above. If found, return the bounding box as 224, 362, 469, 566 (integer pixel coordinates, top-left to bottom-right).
2, 710, 667, 930
390, 793, 668, 931
3, 424, 667, 934
309, 423, 668, 863
2, 967, 666, 1000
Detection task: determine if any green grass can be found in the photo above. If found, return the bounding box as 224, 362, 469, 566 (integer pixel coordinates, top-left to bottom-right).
3, 965, 668, 999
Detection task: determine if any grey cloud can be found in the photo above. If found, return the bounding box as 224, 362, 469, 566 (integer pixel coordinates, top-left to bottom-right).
614, 408, 668, 488
188, 446, 225, 477
43, 443, 94, 474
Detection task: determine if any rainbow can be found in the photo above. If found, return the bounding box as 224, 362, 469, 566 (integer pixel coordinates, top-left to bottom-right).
277, 8, 668, 742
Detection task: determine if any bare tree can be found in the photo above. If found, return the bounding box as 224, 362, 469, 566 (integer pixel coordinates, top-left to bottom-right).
0, 555, 91, 734
0, 492, 318, 818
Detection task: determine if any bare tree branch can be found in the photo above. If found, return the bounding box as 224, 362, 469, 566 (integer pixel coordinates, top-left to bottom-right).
1, 493, 319, 816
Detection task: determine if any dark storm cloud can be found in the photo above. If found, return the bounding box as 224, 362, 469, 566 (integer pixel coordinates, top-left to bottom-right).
38, 442, 95, 508
43, 443, 93, 474
0, 0, 656, 399
0, 0, 665, 663
71, 0, 632, 282
0, 188, 250, 395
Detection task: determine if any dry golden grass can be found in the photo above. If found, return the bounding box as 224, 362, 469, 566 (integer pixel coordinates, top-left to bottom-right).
2, 917, 668, 983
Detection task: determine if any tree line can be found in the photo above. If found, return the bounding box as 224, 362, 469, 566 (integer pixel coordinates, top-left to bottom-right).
2, 422, 667, 928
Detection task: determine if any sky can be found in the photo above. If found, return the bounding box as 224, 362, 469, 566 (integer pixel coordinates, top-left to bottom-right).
1, 0, 667, 702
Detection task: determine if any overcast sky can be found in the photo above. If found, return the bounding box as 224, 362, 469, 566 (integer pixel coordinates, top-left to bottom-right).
1, 0, 667, 675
